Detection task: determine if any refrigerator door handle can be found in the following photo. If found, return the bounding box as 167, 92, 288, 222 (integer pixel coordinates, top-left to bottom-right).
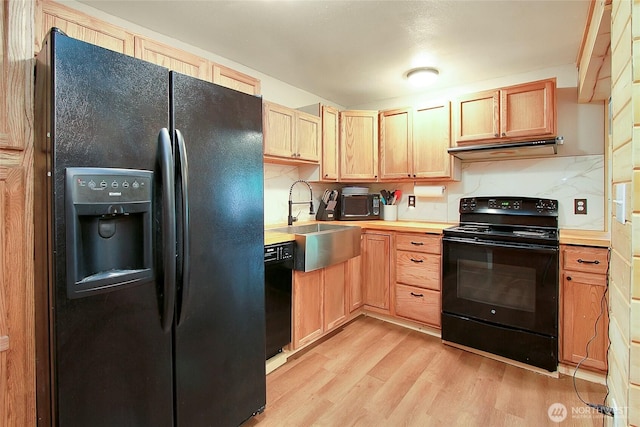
158, 128, 176, 332
175, 129, 191, 326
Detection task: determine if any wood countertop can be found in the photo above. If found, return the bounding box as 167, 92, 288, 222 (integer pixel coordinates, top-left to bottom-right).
559, 229, 610, 247
265, 221, 611, 247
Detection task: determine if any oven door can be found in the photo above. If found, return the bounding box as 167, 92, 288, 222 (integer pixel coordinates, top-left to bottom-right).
442, 236, 558, 336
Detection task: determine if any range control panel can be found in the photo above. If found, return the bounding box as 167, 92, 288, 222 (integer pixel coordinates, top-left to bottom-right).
459, 197, 558, 215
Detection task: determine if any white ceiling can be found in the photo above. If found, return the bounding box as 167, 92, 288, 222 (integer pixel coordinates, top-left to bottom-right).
77, 0, 591, 107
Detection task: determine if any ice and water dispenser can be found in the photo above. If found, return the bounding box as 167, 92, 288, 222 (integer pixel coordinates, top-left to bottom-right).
65, 167, 153, 298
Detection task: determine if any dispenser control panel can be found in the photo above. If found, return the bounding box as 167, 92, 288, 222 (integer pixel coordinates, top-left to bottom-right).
67, 168, 152, 204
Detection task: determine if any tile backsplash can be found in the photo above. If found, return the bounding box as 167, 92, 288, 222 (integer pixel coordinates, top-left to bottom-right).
264, 154, 605, 230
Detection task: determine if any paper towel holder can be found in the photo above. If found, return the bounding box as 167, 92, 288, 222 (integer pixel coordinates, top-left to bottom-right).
413, 184, 446, 198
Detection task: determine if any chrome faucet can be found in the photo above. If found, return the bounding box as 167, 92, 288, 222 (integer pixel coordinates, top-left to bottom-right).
288, 180, 314, 226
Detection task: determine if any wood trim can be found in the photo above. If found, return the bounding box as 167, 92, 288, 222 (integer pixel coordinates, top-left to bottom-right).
577, 0, 612, 102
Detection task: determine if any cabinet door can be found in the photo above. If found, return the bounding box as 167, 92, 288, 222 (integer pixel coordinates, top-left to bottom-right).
339, 110, 379, 181
362, 233, 390, 311
323, 262, 347, 331
134, 36, 211, 80
379, 108, 412, 180
561, 271, 608, 371
321, 106, 339, 181
212, 63, 260, 95
500, 79, 555, 139
292, 270, 323, 349
263, 101, 296, 159
346, 253, 363, 312
413, 102, 457, 179
37, 0, 135, 55
296, 111, 320, 162
454, 90, 499, 142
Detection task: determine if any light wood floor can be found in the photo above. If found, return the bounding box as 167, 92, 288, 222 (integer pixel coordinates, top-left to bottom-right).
245, 316, 607, 427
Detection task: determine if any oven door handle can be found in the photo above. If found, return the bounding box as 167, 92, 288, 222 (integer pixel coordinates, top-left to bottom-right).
443, 237, 558, 253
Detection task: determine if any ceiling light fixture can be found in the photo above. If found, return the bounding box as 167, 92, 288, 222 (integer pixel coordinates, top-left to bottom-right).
405, 67, 439, 87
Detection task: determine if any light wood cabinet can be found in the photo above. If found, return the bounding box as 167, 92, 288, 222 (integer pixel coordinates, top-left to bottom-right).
346, 236, 364, 312
292, 261, 350, 350
323, 263, 347, 331
454, 78, 556, 144
292, 269, 323, 349
321, 105, 339, 181
413, 102, 459, 180
379, 108, 412, 180
263, 101, 320, 163
339, 110, 379, 181
379, 102, 459, 181
560, 245, 609, 371
37, 0, 135, 55
394, 233, 442, 327
134, 36, 211, 80
212, 63, 261, 95
362, 232, 391, 313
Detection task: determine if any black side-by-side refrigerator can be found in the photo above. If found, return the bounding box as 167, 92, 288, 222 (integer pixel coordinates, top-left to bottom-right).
34, 29, 266, 426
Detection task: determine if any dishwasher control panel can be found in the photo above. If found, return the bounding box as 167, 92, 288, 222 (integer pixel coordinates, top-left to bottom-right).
264, 242, 294, 264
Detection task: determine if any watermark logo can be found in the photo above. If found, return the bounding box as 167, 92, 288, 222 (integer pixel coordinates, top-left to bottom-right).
548, 403, 568, 423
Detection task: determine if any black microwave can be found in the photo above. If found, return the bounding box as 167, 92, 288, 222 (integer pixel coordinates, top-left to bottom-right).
338, 194, 381, 220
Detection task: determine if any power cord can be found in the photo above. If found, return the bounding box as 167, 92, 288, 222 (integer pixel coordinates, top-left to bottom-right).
571, 247, 614, 420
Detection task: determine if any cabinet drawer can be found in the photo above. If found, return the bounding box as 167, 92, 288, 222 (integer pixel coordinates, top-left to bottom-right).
562, 246, 608, 275
395, 284, 441, 327
395, 233, 441, 254
396, 251, 440, 290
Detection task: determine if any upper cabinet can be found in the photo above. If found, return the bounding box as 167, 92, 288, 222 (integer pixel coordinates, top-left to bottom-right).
37, 1, 261, 94
263, 101, 320, 164
134, 37, 211, 81
339, 110, 379, 181
321, 105, 339, 181
454, 78, 556, 144
37, 0, 135, 55
379, 103, 459, 181
379, 108, 412, 180
212, 63, 261, 96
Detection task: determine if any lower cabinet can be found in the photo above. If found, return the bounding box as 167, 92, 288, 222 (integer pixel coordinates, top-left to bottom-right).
394, 232, 442, 328
362, 232, 391, 313
560, 245, 609, 371
292, 261, 348, 350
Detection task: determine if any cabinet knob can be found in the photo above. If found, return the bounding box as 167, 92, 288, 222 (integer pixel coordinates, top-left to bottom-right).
494, 133, 499, 137
501, 132, 506, 137
408, 174, 411, 177
567, 276, 572, 281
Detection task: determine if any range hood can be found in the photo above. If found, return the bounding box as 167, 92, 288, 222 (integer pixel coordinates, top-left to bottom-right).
448, 136, 564, 161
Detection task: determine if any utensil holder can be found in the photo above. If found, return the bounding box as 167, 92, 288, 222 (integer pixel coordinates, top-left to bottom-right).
382, 205, 397, 221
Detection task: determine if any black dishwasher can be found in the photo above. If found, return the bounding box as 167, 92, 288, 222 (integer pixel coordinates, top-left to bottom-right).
264, 241, 294, 359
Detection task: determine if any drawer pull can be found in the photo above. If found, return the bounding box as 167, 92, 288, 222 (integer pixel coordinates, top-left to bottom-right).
577, 258, 600, 265
566, 276, 572, 281
410, 292, 424, 298
410, 241, 424, 246
410, 258, 424, 263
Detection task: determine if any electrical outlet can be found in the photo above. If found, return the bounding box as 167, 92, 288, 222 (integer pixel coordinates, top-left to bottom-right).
408, 195, 416, 207
574, 198, 587, 215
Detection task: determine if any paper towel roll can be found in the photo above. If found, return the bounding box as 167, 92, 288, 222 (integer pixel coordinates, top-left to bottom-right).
414, 184, 445, 198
